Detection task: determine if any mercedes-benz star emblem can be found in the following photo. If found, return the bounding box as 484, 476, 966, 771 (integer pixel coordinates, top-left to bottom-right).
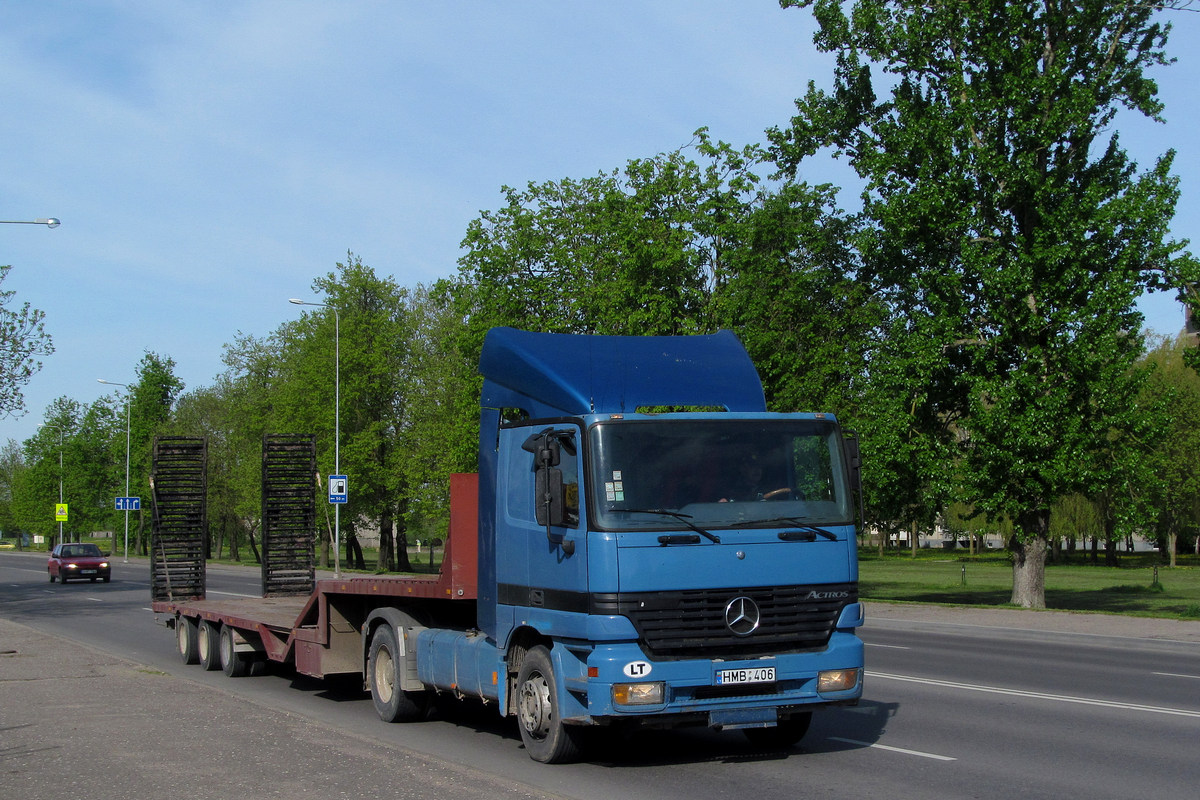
724, 596, 761, 636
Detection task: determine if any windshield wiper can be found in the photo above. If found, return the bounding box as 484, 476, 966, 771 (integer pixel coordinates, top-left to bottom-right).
755, 517, 838, 541
622, 509, 721, 544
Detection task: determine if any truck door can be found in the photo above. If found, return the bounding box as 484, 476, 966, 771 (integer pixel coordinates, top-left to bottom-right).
495, 425, 589, 637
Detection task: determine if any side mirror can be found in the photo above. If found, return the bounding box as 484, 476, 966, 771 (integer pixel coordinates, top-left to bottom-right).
843, 431, 865, 524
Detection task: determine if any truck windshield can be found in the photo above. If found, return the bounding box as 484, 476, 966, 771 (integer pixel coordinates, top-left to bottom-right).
589, 418, 852, 531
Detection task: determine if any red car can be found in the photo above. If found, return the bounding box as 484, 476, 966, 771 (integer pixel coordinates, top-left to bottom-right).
48, 543, 112, 584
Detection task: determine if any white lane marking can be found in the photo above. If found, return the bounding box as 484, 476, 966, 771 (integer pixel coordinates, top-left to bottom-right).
828, 737, 956, 761
865, 643, 910, 650
869, 671, 1200, 718
1153, 671, 1200, 680
206, 589, 258, 598
87, 597, 103, 602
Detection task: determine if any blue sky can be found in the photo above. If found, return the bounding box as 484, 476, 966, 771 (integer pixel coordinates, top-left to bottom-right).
2, 1, 1198, 446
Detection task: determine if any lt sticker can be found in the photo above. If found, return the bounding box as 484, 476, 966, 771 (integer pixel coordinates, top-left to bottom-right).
623, 660, 652, 678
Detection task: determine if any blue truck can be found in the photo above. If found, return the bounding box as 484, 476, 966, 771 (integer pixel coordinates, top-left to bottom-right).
153, 327, 865, 763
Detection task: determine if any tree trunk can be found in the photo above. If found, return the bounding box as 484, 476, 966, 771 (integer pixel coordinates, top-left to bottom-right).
377, 511, 395, 573
910, 520, 919, 557
394, 511, 413, 572
1168, 526, 1178, 568
346, 523, 365, 570
1011, 511, 1050, 609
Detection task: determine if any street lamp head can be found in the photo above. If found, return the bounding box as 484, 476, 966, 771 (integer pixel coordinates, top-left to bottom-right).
97, 378, 128, 387
37, 218, 61, 228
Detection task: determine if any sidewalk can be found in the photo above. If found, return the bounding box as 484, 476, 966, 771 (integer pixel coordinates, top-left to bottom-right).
0, 618, 554, 800
866, 600, 1200, 643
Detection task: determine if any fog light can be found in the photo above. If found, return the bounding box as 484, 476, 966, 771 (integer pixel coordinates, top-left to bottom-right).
612, 682, 664, 705
817, 668, 861, 693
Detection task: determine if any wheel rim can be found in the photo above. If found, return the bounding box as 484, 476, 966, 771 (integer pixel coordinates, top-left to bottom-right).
374, 646, 395, 705
177, 623, 188, 655
199, 624, 211, 655
517, 670, 552, 741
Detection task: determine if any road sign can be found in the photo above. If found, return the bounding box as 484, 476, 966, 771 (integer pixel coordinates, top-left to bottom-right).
55, 503, 68, 522
329, 475, 348, 504
114, 497, 141, 511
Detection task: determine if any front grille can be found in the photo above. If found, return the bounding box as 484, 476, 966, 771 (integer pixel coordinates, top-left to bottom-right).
591, 583, 856, 660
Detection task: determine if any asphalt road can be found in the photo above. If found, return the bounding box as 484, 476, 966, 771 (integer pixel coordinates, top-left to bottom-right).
2, 549, 1199, 800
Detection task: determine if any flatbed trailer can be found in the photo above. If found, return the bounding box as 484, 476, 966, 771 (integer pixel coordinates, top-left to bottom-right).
152, 473, 480, 680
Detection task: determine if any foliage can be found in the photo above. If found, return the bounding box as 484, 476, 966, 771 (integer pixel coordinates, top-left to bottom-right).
771, 0, 1200, 607
0, 264, 54, 418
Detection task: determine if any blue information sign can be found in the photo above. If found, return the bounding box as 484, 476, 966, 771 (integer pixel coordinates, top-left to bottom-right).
115, 497, 141, 511
329, 475, 348, 504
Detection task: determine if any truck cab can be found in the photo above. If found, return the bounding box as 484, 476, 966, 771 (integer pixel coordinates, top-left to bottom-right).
475, 328, 864, 761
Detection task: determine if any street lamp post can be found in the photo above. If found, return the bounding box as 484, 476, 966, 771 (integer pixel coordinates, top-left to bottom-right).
38, 423, 64, 547
0, 218, 60, 228
289, 298, 341, 578
97, 379, 131, 562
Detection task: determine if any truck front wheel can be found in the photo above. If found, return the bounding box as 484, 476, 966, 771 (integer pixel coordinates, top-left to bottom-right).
368, 624, 427, 722
515, 645, 583, 764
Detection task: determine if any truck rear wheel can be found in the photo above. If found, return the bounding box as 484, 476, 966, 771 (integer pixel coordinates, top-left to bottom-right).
515, 645, 583, 764
368, 624, 427, 722
219, 624, 250, 677
198, 620, 221, 671
176, 616, 200, 665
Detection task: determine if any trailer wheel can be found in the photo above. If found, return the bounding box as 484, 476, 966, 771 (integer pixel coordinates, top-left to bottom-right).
742, 712, 812, 749
368, 624, 427, 722
176, 616, 200, 665
198, 620, 221, 671
515, 645, 583, 764
219, 624, 250, 677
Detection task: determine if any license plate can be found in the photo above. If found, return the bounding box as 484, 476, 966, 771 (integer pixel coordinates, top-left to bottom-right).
715, 666, 775, 685
81, 569, 97, 575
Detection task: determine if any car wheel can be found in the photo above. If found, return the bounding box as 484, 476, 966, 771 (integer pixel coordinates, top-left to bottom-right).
101, 576, 111, 583
198, 620, 221, 671
48, 572, 55, 583
515, 645, 584, 763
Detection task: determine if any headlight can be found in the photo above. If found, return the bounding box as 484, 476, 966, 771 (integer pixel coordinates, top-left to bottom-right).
66, 563, 78, 570
817, 668, 861, 693
612, 682, 664, 705
99, 562, 109, 568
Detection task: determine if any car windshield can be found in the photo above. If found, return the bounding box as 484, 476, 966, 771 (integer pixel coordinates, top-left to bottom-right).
589, 417, 852, 531
63, 545, 101, 557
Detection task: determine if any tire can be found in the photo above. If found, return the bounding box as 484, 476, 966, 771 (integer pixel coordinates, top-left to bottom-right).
742, 712, 813, 749
176, 616, 200, 665
219, 624, 250, 677
515, 645, 583, 763
367, 624, 428, 722
101, 576, 110, 583
198, 620, 221, 671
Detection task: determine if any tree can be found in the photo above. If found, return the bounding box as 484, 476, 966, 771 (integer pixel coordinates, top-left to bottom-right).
455, 131, 765, 346
0, 264, 54, 418
1140, 334, 1200, 566
771, 0, 1200, 607
97, 353, 184, 555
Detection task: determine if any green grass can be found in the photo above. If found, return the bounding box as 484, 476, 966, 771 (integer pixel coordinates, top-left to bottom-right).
859, 549, 1200, 619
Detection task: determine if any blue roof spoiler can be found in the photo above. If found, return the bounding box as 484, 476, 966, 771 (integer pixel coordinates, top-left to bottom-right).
479, 327, 766, 418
